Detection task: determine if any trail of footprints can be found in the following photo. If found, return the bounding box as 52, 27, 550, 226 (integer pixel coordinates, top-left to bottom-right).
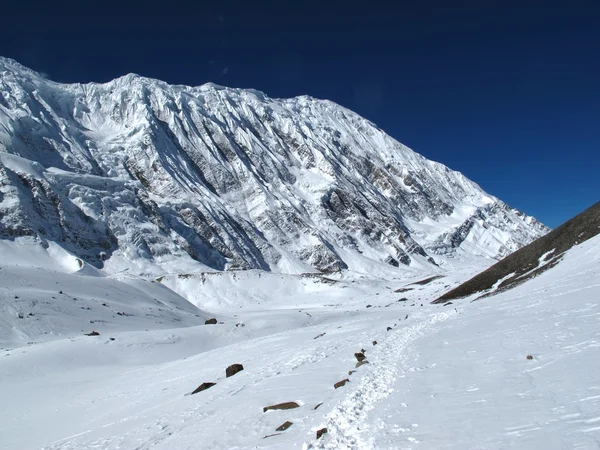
186, 323, 396, 445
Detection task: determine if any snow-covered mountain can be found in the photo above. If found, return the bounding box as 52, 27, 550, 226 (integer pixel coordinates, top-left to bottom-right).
0, 57, 548, 275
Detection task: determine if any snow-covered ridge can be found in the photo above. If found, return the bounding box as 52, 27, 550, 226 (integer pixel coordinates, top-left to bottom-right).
0, 57, 548, 275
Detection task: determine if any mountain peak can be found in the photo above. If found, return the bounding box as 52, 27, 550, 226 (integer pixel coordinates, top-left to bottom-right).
0, 57, 549, 276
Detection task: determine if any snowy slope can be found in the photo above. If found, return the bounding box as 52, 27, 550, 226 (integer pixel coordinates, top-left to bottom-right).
0, 57, 547, 275
0, 237, 209, 345
0, 232, 597, 449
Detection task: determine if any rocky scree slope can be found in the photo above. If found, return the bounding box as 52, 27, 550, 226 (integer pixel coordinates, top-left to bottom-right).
0, 57, 548, 275
435, 201, 600, 302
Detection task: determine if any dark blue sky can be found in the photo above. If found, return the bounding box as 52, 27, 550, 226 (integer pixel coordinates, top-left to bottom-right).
2, 0, 598, 227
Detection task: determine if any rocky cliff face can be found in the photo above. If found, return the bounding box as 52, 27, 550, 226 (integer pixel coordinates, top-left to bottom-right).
0, 57, 549, 275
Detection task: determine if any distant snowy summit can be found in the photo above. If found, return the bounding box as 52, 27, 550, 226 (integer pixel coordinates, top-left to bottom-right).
0, 57, 548, 275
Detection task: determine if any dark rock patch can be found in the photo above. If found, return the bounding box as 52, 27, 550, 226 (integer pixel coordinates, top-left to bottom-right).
205, 318, 218, 325
394, 287, 413, 293
313, 402, 323, 410
85, 331, 100, 336
191, 382, 216, 395
263, 433, 282, 439
354, 352, 366, 362
316, 428, 328, 439
410, 275, 444, 286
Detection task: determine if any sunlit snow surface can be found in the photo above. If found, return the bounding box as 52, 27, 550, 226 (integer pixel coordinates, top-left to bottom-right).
1, 235, 598, 450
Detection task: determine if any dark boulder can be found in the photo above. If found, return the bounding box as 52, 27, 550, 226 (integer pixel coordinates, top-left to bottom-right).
205, 318, 218, 325
226, 363, 244, 378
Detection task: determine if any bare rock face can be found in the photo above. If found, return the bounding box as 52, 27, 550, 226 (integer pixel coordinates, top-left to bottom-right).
191, 382, 216, 395
263, 402, 300, 413
276, 421, 293, 432
225, 363, 244, 378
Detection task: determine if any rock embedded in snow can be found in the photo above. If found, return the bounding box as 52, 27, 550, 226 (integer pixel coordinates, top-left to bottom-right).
85, 331, 100, 336
334, 378, 350, 389
354, 352, 366, 362
263, 402, 300, 412
225, 363, 244, 378
316, 428, 328, 439
205, 318, 218, 325
275, 421, 293, 432
191, 382, 217, 395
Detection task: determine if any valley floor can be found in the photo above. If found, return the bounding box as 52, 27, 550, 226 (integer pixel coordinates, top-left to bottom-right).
1, 237, 599, 450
